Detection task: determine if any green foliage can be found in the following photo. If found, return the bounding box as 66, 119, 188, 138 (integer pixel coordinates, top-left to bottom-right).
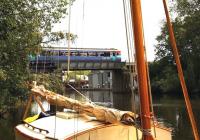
33, 70, 65, 95
0, 0, 74, 107
151, 0, 200, 95
149, 62, 181, 95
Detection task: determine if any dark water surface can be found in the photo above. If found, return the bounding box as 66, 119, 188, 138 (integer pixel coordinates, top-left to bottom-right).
0, 91, 199, 140
153, 96, 200, 140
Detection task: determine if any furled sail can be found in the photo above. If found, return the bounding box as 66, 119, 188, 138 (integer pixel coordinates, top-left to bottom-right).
31, 82, 137, 125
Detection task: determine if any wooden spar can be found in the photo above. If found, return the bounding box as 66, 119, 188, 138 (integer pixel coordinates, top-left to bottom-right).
30, 84, 138, 125
162, 0, 200, 140
130, 0, 154, 140
23, 94, 33, 120
34, 95, 45, 112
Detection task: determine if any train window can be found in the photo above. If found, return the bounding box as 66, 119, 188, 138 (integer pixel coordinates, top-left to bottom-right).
80, 52, 87, 56
54, 51, 59, 55
70, 52, 76, 56
58, 51, 61, 56
100, 53, 104, 56
75, 52, 79, 56
47, 51, 51, 56
104, 52, 110, 57
39, 49, 121, 59
60, 51, 65, 56
88, 52, 97, 56
65, 52, 69, 56
41, 51, 46, 55
116, 51, 121, 55
88, 52, 91, 56
51, 51, 55, 55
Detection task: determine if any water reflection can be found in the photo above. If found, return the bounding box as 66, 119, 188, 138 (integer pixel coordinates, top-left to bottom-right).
153, 97, 200, 140
0, 91, 199, 140
65, 91, 134, 111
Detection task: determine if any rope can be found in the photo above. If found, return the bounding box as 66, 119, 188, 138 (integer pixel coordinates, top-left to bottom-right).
57, 47, 60, 70
142, 128, 152, 136
52, 0, 73, 137
67, 84, 94, 104
33, 47, 40, 116
35, 47, 39, 81
123, 0, 139, 139
129, 0, 141, 139
144, 47, 157, 138
74, 100, 80, 140
53, 95, 57, 139
163, 0, 199, 139
138, 0, 157, 137
140, 12, 157, 140
43, 50, 47, 73
67, 0, 72, 78
81, 0, 85, 49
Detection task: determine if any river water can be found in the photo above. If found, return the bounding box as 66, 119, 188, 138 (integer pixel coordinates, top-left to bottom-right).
0, 91, 199, 140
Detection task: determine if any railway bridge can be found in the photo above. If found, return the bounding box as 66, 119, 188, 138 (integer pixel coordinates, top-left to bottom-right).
29, 60, 136, 93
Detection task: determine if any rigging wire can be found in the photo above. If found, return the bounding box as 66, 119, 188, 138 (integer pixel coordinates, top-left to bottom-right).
163, 0, 199, 139
35, 47, 39, 82
66, 0, 94, 105
66, 1, 80, 139
139, 3, 157, 138
123, 0, 135, 112
50, 47, 57, 139
127, 0, 157, 136
53, 0, 73, 137
143, 39, 157, 138
53, 95, 58, 139
54, 39, 62, 139
67, 84, 94, 104
67, 0, 72, 78
34, 47, 40, 117
81, 0, 85, 49
43, 49, 47, 73
123, 0, 139, 139
136, 4, 157, 136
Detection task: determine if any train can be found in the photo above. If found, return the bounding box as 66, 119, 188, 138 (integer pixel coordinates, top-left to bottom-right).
29, 47, 121, 63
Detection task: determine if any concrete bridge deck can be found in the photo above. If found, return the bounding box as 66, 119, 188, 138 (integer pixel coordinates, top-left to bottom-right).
30, 61, 126, 71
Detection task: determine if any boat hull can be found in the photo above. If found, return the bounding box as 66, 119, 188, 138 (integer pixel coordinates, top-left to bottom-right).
15, 115, 171, 140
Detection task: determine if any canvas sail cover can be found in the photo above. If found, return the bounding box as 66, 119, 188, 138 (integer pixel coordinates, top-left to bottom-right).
31, 82, 137, 125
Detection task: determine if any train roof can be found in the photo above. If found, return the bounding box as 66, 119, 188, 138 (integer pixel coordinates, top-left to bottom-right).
42, 47, 120, 52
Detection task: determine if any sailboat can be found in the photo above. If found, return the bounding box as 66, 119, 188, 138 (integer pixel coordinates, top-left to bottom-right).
15, 81, 171, 140
15, 0, 199, 140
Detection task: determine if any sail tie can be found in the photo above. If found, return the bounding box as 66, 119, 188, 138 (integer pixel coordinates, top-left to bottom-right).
142, 128, 152, 136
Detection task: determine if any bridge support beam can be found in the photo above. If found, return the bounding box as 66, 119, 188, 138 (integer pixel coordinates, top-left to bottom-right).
112, 70, 130, 93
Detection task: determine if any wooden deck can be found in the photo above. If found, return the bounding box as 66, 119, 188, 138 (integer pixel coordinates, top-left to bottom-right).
15, 113, 171, 140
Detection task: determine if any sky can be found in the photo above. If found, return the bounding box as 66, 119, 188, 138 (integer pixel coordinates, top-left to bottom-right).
53, 0, 166, 61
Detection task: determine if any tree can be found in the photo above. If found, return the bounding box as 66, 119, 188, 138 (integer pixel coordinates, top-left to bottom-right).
0, 0, 74, 107
151, 0, 200, 95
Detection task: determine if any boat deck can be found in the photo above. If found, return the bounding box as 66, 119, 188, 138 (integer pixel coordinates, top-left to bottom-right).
15, 113, 171, 140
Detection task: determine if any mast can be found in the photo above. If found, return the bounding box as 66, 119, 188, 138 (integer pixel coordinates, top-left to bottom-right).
162, 0, 199, 139
130, 0, 153, 140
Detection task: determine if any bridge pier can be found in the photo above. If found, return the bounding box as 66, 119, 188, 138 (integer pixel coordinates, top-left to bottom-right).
112, 70, 131, 93
88, 70, 112, 89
